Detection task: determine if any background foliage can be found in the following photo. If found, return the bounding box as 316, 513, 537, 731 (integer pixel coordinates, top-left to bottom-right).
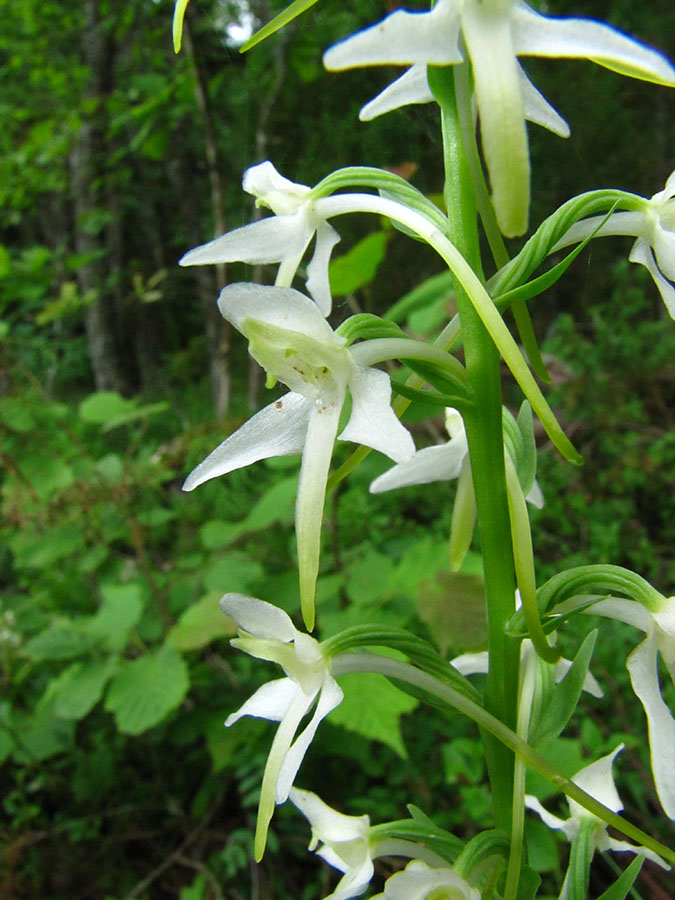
0, 1, 673, 898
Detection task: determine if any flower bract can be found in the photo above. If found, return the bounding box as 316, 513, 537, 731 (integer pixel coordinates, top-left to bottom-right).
183, 283, 414, 629
324, 0, 675, 236
554, 171, 675, 318
221, 593, 343, 860
179, 161, 341, 315
290, 788, 374, 900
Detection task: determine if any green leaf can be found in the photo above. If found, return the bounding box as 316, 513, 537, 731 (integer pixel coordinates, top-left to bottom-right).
202, 551, 264, 594
199, 519, 242, 550
85, 583, 144, 653
566, 819, 595, 900
417, 571, 488, 656
530, 631, 598, 748
328, 231, 388, 297
385, 271, 454, 324
240, 0, 320, 53
104, 644, 189, 735
12, 702, 75, 763
79, 391, 134, 423
45, 659, 116, 720
329, 673, 418, 758
241, 475, 297, 532
167, 592, 237, 650
22, 622, 96, 661
0, 703, 14, 765
595, 855, 644, 900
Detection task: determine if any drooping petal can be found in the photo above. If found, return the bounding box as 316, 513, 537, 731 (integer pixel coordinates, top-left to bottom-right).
601, 836, 670, 868
225, 677, 300, 726
182, 392, 310, 492
276, 674, 344, 803
590, 598, 653, 634
290, 788, 370, 845
625, 638, 675, 818
323, 1, 462, 70
360, 65, 434, 121
179, 213, 311, 267
220, 593, 298, 642
518, 62, 570, 137
219, 282, 340, 344
370, 443, 466, 493
462, 0, 530, 236
243, 161, 311, 214
340, 366, 415, 464
306, 219, 342, 316
296, 401, 343, 630
629, 239, 675, 318
511, 5, 675, 86
568, 744, 624, 819
524, 795, 577, 840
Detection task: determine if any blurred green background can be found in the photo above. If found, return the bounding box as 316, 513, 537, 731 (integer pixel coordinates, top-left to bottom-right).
0, 1, 673, 898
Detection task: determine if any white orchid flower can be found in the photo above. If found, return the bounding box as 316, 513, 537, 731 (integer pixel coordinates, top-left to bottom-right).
372, 859, 481, 900
324, 0, 675, 237
525, 745, 669, 889
451, 639, 604, 699
587, 594, 675, 819
221, 594, 343, 860
183, 284, 414, 629
290, 788, 374, 900
179, 161, 341, 315
553, 171, 675, 318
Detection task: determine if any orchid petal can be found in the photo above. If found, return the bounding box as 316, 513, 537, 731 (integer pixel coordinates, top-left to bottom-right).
381, 860, 480, 900
451, 651, 488, 676
525, 480, 544, 509
360, 65, 434, 121
554, 657, 604, 699
225, 677, 301, 726
325, 856, 375, 900
569, 744, 624, 818
629, 239, 675, 318
243, 161, 310, 213
341, 366, 415, 464
220, 593, 297, 642
525, 795, 577, 839
182, 392, 309, 492
512, 5, 675, 86
589, 597, 653, 633
323, 2, 462, 70
601, 836, 670, 869
306, 219, 341, 316
626, 638, 675, 818
179, 214, 311, 267
651, 219, 675, 281
290, 788, 370, 844
296, 402, 342, 630
276, 676, 344, 803
518, 63, 570, 137
219, 282, 340, 343
462, 0, 529, 236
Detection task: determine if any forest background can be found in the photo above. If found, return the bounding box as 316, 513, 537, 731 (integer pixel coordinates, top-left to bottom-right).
0, 0, 674, 898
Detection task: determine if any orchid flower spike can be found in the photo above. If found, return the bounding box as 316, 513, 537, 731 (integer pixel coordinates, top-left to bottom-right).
324, 1, 675, 237
587, 594, 675, 819
290, 789, 374, 900
221, 594, 343, 861
179, 161, 341, 315
554, 171, 675, 318
525, 745, 670, 891
372, 859, 481, 900
183, 284, 414, 629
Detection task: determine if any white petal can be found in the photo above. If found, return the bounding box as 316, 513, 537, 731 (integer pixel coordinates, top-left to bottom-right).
451, 651, 488, 676
511, 5, 675, 86
601, 836, 671, 869
553, 657, 604, 699
359, 65, 434, 121
569, 744, 624, 819
218, 282, 341, 343
382, 860, 480, 900
243, 161, 310, 214
462, 0, 529, 236
525, 795, 577, 839
626, 638, 675, 818
652, 220, 675, 281
220, 593, 297, 642
341, 366, 415, 463
589, 597, 652, 633
306, 219, 341, 316
276, 675, 344, 802
290, 788, 370, 844
323, 2, 462, 70
552, 210, 650, 252
327, 856, 375, 900
629, 238, 675, 319
182, 392, 309, 491
225, 677, 300, 726
518, 63, 570, 137
525, 480, 544, 509
179, 215, 309, 267
296, 401, 343, 629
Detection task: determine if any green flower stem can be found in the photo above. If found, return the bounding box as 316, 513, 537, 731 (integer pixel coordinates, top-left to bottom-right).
349, 337, 468, 391
332, 651, 675, 868
430, 63, 519, 830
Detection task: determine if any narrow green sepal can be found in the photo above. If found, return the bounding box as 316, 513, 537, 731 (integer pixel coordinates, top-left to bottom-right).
566, 819, 596, 900
529, 630, 598, 747
400, 358, 471, 406
371, 815, 464, 864
391, 380, 467, 412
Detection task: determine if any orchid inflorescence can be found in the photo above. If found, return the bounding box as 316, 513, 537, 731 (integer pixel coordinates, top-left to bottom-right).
173, 0, 675, 897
